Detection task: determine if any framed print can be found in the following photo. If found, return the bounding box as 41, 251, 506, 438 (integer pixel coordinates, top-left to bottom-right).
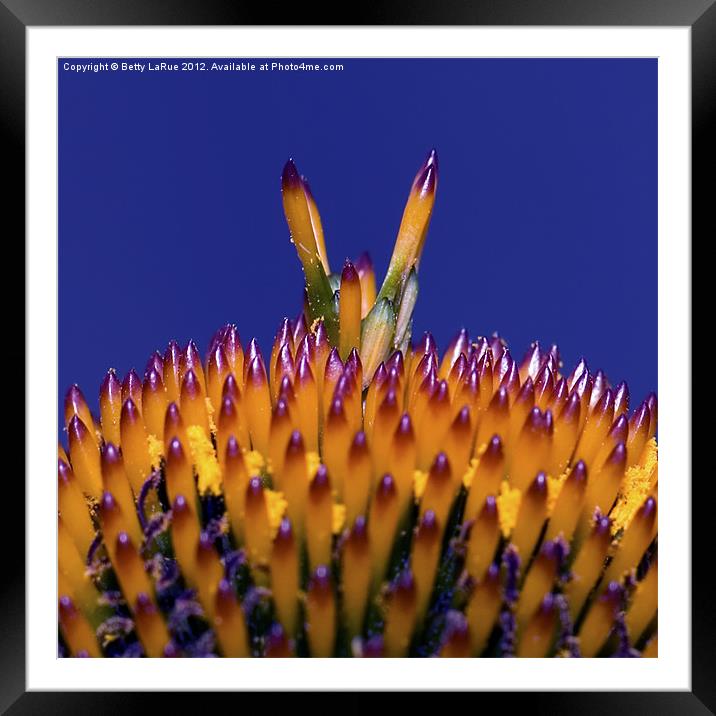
5, 0, 711, 711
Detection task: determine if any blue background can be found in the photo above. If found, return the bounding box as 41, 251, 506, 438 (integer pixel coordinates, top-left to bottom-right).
58, 58, 657, 434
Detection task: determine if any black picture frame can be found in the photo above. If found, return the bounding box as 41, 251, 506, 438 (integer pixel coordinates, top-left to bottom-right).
6, 1, 710, 712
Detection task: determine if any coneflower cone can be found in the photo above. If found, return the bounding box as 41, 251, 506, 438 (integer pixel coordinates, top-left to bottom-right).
58, 152, 658, 658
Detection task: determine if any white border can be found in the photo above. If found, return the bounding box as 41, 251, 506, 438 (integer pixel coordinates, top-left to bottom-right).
27, 27, 691, 690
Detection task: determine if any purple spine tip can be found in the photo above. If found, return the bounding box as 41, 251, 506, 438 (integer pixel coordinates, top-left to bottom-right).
183, 369, 199, 393
100, 369, 121, 397
435, 380, 449, 402
604, 581, 622, 602
526, 406, 542, 430
397, 413, 412, 435
341, 261, 359, 284
312, 565, 331, 590
539, 592, 556, 614
609, 442, 628, 465
274, 397, 289, 419
122, 398, 139, 420
386, 351, 404, 376
377, 474, 396, 497
432, 452, 450, 475
355, 251, 373, 273
595, 515, 612, 535
609, 414, 629, 442
396, 569, 415, 593
312, 464, 330, 491
145, 369, 162, 392
225, 436, 241, 459
455, 405, 470, 425
329, 396, 345, 418
414, 161, 437, 197
217, 579, 233, 600
247, 476, 263, 496
532, 472, 547, 493
168, 437, 184, 459
571, 460, 587, 483
101, 491, 117, 511
58, 459, 72, 483
420, 509, 438, 533
351, 515, 368, 538
102, 441, 121, 463
65, 383, 84, 404
199, 531, 214, 551
68, 413, 85, 436
281, 159, 301, 189
641, 496, 657, 517
277, 518, 293, 541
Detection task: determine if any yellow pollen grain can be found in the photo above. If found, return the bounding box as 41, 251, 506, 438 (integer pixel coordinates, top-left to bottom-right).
147, 434, 164, 468
306, 451, 321, 480
547, 472, 567, 516
461, 458, 478, 489
310, 317, 323, 333
245, 450, 266, 477
332, 504, 346, 534
496, 481, 522, 538
187, 424, 222, 495
205, 397, 217, 434
610, 438, 658, 532
265, 489, 288, 537
413, 470, 428, 502
100, 631, 120, 648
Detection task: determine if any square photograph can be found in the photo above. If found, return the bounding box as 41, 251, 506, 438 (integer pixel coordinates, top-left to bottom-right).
57, 56, 658, 659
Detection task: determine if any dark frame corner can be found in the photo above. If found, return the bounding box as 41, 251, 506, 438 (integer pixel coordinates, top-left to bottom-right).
6, 0, 712, 712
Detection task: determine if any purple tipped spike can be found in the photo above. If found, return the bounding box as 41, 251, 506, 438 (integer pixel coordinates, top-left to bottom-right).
376, 474, 396, 499
288, 430, 304, 450
310, 464, 331, 495
275, 518, 293, 544
431, 452, 450, 478
608, 414, 629, 444
413, 152, 438, 198
183, 370, 201, 399
531, 472, 548, 495
613, 381, 630, 416
144, 351, 164, 379
101, 439, 120, 460
281, 158, 302, 190
293, 313, 309, 346
350, 515, 368, 540
483, 495, 498, 516
483, 435, 504, 465
386, 350, 404, 375
225, 436, 241, 460
520, 341, 543, 381
351, 430, 367, 450
311, 564, 332, 592
569, 460, 587, 484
